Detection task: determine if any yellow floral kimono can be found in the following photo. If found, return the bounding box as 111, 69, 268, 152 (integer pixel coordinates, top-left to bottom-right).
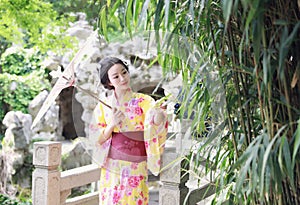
89, 89, 168, 205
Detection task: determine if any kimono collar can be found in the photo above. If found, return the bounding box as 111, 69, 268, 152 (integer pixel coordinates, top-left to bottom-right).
111, 88, 133, 107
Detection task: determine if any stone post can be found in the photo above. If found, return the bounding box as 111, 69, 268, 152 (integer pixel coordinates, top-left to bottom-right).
159, 119, 192, 204
32, 141, 61, 205
159, 150, 189, 205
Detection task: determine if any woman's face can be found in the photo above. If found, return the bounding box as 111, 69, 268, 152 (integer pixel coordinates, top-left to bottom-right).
108, 63, 130, 91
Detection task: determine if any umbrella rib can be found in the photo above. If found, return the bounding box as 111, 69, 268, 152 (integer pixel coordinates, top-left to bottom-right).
74, 84, 112, 109
62, 72, 112, 109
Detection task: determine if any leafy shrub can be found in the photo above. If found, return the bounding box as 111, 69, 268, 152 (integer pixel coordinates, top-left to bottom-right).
0, 193, 31, 205
0, 48, 50, 126
1, 48, 42, 75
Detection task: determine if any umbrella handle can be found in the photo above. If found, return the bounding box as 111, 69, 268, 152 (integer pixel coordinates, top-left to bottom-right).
61, 76, 112, 109
74, 85, 112, 109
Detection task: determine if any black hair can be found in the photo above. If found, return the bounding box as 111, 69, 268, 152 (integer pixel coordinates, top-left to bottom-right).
98, 57, 129, 90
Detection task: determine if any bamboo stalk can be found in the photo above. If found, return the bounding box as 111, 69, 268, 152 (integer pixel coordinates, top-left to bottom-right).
282, 72, 294, 137
227, 22, 248, 145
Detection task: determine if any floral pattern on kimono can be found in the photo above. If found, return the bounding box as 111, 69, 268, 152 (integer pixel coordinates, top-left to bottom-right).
88, 89, 168, 205
89, 90, 168, 173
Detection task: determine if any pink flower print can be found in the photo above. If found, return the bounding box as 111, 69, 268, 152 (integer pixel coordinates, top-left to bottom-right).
134, 107, 143, 116
131, 163, 138, 170
124, 102, 128, 106
112, 191, 121, 204
139, 175, 144, 180
144, 141, 149, 149
135, 122, 144, 130
126, 189, 132, 196
152, 137, 157, 143
137, 198, 143, 205
140, 122, 144, 129
120, 184, 125, 190
125, 107, 130, 112
128, 176, 140, 188
138, 97, 144, 103
101, 195, 105, 201
140, 191, 144, 198
98, 122, 107, 127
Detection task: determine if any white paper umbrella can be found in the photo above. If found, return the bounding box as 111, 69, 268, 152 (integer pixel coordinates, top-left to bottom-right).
31, 30, 111, 129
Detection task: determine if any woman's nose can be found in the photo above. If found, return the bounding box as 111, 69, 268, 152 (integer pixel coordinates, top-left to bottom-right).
120, 75, 126, 81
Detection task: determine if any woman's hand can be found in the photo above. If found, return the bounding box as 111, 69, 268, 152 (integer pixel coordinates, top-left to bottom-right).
153, 110, 166, 125
111, 107, 125, 127
98, 108, 125, 145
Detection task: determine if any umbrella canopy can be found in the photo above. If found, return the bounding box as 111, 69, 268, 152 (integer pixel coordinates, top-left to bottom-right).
31, 30, 111, 129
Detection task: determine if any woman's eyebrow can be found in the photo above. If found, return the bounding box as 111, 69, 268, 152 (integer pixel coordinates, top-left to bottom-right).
110, 72, 119, 76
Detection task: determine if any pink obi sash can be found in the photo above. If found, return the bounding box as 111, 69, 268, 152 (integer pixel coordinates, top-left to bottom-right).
108, 131, 147, 163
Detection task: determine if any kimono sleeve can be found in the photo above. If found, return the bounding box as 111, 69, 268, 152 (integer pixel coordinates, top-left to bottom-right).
144, 104, 168, 176
88, 103, 111, 166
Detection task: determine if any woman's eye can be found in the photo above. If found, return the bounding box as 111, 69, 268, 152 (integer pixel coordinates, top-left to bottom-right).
122, 71, 127, 75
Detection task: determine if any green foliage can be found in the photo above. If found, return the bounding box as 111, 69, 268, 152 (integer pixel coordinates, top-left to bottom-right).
46, 0, 101, 26
0, 48, 50, 123
0, 71, 50, 116
0, 193, 31, 205
99, 0, 300, 204
0, 0, 75, 55
1, 48, 43, 75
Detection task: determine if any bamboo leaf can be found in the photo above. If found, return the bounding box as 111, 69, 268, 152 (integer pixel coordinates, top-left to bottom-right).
107, 0, 111, 7
222, 0, 233, 24
282, 135, 295, 190
278, 137, 285, 175
236, 145, 258, 193
109, 0, 121, 16
154, 0, 164, 31
125, 0, 134, 38
292, 119, 300, 167
260, 133, 278, 199
138, 0, 150, 26
99, 6, 108, 40
154, 0, 164, 50
198, 120, 226, 153
164, 0, 170, 30
244, 0, 260, 31
232, 134, 262, 170
133, 0, 141, 27
272, 154, 283, 193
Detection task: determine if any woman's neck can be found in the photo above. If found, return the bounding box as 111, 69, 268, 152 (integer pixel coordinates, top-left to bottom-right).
114, 88, 131, 102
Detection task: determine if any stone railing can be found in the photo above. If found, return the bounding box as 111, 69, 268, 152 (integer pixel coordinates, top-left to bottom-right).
32, 141, 100, 205
32, 121, 215, 205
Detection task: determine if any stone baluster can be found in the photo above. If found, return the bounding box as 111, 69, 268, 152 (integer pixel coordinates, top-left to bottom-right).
32, 141, 61, 205
159, 119, 192, 204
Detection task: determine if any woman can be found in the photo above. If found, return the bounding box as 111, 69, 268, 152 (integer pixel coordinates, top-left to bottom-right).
89, 57, 168, 205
